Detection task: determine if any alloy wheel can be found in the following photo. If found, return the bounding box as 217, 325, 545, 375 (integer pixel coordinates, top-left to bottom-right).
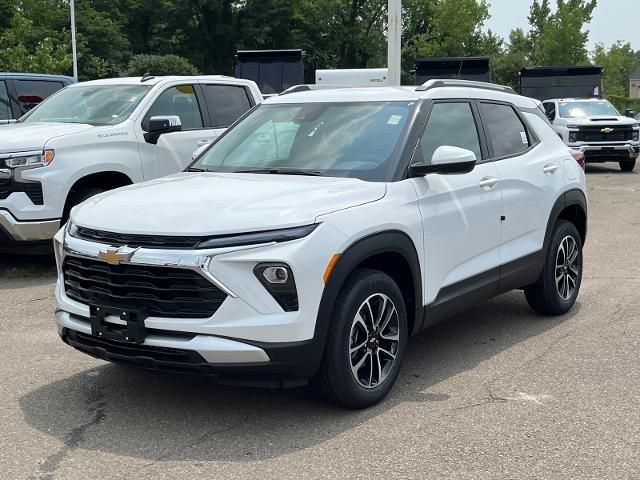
348, 293, 400, 389
555, 235, 580, 301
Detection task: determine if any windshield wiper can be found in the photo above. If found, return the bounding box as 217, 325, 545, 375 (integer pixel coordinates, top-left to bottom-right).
232, 168, 325, 176
187, 167, 207, 172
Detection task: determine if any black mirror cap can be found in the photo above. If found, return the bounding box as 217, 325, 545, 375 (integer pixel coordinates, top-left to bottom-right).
144, 116, 182, 144
409, 160, 476, 177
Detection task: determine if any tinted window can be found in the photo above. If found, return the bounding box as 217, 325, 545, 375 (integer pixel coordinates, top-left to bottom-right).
202, 85, 252, 128
0, 81, 10, 121
480, 103, 530, 158
543, 102, 556, 120
419, 102, 482, 163
14, 80, 63, 112
145, 85, 203, 131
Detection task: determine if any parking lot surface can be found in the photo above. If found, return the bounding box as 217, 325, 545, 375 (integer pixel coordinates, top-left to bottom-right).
1, 164, 639, 480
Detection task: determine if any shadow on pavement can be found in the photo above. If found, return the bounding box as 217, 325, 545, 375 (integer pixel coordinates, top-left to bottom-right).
0, 253, 56, 286
585, 163, 636, 175
19, 291, 580, 463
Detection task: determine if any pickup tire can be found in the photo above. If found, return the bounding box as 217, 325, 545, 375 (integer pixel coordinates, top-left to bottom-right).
316, 269, 407, 409
525, 220, 583, 315
620, 160, 636, 172
62, 187, 105, 225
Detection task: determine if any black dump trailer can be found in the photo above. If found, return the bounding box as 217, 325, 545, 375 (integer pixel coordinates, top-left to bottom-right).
519, 65, 603, 101
414, 57, 491, 85
235, 49, 305, 95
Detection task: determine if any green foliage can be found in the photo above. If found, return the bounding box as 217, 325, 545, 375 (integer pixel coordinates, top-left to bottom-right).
124, 54, 199, 77
594, 42, 638, 97
607, 95, 640, 115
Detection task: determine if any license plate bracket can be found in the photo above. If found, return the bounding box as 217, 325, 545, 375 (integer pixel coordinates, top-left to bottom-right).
90, 305, 148, 344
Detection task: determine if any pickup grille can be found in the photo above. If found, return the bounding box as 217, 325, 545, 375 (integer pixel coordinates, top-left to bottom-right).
0, 179, 44, 205
75, 227, 201, 249
576, 126, 634, 143
63, 257, 227, 318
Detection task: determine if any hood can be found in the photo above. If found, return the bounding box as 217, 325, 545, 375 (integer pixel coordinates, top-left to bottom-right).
0, 122, 95, 152
560, 116, 639, 127
72, 173, 386, 236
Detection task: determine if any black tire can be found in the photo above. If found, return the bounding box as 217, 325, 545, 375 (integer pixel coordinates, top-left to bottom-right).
620, 160, 636, 172
524, 220, 583, 315
62, 187, 105, 225
316, 269, 408, 409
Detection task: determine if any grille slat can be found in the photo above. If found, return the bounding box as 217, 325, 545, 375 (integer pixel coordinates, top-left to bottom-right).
76, 227, 201, 249
63, 257, 227, 318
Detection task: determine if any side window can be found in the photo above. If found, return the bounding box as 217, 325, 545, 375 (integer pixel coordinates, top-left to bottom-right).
202, 84, 252, 128
144, 85, 203, 131
480, 103, 531, 158
543, 102, 556, 121
418, 102, 482, 163
0, 81, 11, 121
14, 80, 63, 112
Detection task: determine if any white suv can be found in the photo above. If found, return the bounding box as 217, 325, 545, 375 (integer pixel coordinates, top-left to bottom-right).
54, 80, 587, 408
0, 76, 262, 252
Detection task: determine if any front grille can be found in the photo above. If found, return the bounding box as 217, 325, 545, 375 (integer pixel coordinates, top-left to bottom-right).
0, 179, 44, 204
64, 329, 214, 374
75, 227, 201, 249
63, 257, 227, 318
576, 126, 633, 143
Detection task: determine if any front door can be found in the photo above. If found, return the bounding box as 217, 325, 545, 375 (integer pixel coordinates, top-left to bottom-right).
138, 84, 223, 179
411, 101, 503, 306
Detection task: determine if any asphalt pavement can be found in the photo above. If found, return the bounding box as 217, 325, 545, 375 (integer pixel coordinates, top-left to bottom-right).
1, 163, 639, 479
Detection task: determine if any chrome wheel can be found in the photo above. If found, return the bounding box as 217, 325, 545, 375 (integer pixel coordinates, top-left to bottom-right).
348, 293, 400, 389
555, 235, 580, 301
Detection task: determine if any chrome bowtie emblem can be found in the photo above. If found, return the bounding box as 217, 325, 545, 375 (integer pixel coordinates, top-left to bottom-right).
601, 127, 614, 134
97, 247, 135, 265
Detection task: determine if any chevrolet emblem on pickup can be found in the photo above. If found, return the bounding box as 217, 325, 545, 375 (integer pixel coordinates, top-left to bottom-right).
601, 127, 614, 134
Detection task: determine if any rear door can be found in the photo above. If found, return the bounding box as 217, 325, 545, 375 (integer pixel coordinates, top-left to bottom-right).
199, 83, 255, 144
480, 101, 566, 266
138, 84, 214, 178
412, 101, 503, 305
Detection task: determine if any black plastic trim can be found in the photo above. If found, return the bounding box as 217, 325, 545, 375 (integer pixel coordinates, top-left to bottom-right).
544, 189, 588, 253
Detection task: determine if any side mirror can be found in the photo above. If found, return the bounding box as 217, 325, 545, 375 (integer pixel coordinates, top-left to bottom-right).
144, 115, 182, 144
410, 146, 477, 177
624, 108, 636, 118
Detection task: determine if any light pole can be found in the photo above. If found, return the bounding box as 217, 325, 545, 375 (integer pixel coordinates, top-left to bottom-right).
387, 0, 401, 86
70, 0, 78, 81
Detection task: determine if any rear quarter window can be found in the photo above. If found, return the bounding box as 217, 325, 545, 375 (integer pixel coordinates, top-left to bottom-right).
0, 81, 11, 120
14, 80, 64, 113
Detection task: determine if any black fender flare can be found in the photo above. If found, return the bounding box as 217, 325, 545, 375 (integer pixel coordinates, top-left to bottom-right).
303, 230, 423, 376
543, 189, 588, 254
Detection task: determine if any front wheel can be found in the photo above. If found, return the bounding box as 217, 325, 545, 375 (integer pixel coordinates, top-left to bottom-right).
620, 160, 636, 172
524, 220, 583, 315
316, 269, 408, 409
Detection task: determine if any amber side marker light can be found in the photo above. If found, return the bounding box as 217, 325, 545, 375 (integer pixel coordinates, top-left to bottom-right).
323, 254, 341, 284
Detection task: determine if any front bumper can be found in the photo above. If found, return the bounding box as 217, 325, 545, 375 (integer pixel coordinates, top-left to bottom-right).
54, 223, 347, 379
568, 143, 640, 161
0, 209, 59, 249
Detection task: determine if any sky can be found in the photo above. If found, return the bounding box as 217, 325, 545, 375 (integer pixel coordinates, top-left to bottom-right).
484, 0, 640, 52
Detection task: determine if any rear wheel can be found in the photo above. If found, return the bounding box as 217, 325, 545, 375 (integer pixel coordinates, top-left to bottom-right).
525, 220, 583, 315
620, 160, 636, 172
316, 269, 408, 409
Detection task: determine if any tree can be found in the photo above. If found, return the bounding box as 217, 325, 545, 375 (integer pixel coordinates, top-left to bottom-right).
593, 41, 638, 97
536, 0, 597, 65
124, 54, 199, 76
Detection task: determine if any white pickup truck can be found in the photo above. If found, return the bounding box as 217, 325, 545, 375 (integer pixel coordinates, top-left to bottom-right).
0, 75, 262, 252
542, 97, 640, 172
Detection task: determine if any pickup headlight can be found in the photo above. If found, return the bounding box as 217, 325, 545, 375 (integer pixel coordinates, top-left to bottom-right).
568, 132, 578, 143
4, 149, 55, 168
633, 131, 639, 142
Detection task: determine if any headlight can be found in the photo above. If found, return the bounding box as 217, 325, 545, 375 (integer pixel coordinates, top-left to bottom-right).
633, 131, 639, 142
65, 217, 78, 237
568, 132, 578, 143
4, 149, 55, 168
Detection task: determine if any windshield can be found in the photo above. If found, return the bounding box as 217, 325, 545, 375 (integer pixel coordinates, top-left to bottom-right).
558, 100, 619, 118
21, 85, 151, 126
191, 102, 415, 182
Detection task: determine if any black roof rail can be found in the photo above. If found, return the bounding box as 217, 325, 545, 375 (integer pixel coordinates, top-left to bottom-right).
416, 79, 516, 94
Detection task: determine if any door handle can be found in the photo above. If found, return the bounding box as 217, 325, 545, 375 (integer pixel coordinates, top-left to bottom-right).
543, 163, 559, 174
197, 139, 211, 146
479, 177, 499, 190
